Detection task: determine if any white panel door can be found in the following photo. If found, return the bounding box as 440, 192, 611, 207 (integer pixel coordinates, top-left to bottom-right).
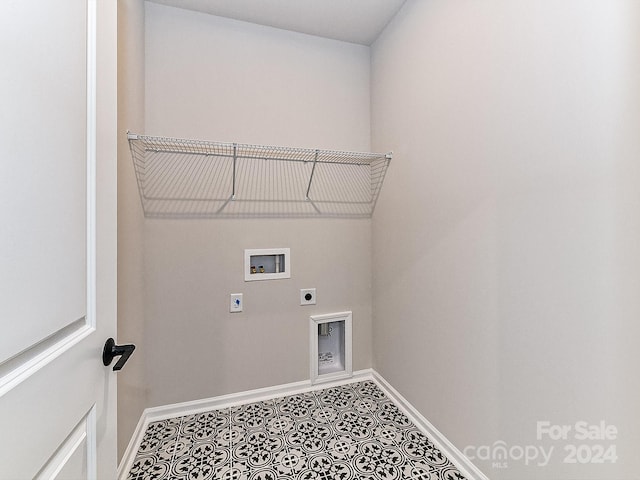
0, 0, 118, 478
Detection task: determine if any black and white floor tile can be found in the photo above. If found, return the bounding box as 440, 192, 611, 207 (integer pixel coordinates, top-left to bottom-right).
127, 381, 467, 480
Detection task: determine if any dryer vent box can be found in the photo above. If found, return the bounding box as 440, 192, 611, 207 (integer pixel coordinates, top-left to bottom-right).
244, 248, 290, 281
310, 311, 353, 385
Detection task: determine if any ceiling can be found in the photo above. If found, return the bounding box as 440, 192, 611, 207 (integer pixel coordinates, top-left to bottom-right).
146, 0, 407, 45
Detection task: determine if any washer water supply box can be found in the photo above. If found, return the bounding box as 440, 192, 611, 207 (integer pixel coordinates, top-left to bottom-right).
244, 248, 290, 281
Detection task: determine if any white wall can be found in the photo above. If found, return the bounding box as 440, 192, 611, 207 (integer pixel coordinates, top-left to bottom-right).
141, 3, 373, 407
117, 0, 146, 460
144, 3, 370, 148
371, 1, 640, 479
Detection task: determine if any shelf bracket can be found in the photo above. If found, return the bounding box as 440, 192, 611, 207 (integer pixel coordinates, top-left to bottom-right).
232, 143, 237, 200
305, 149, 319, 201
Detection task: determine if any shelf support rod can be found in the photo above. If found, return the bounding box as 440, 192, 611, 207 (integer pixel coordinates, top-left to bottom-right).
232, 144, 237, 200
305, 149, 319, 201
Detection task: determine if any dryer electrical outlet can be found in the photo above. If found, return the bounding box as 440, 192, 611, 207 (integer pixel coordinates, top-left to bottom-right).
300, 288, 316, 305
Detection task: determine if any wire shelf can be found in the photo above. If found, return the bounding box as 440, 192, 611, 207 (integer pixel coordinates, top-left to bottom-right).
127, 133, 392, 218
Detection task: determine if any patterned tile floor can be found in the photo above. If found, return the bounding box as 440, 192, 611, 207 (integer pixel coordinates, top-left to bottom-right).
127, 380, 467, 480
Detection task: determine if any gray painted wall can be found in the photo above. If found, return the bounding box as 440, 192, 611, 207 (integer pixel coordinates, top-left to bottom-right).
371, 1, 640, 478
141, 3, 373, 408
117, 0, 147, 460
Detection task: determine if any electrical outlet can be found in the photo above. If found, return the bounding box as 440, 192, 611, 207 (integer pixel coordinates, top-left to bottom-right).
300, 288, 316, 306
230, 293, 243, 313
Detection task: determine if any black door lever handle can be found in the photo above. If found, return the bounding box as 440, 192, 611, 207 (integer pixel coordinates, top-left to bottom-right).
103, 338, 136, 371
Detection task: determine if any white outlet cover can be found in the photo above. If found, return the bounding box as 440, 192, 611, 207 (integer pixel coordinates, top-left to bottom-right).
230, 293, 243, 313
300, 288, 316, 305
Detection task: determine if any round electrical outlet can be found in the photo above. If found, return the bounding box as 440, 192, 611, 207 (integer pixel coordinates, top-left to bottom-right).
300, 288, 316, 305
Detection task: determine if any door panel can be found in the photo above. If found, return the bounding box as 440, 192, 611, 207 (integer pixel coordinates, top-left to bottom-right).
35, 407, 93, 480
47, 429, 89, 480
0, 0, 117, 478
0, 0, 89, 363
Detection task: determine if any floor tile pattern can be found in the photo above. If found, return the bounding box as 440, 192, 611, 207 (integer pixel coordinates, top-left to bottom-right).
127, 381, 467, 480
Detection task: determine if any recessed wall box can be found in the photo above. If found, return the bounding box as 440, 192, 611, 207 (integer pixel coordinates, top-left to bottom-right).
244, 248, 290, 281
310, 311, 353, 385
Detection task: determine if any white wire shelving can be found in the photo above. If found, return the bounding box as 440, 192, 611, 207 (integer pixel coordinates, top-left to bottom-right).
127, 133, 392, 218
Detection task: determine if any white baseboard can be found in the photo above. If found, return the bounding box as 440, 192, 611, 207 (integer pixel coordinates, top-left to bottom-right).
118, 368, 487, 480
117, 410, 148, 479
371, 370, 489, 480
